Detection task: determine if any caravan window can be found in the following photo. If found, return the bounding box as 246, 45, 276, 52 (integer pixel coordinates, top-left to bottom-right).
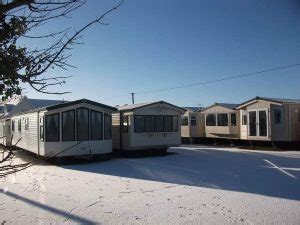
18, 119, 21, 132
25, 118, 29, 130
164, 116, 173, 132
231, 113, 237, 126
191, 116, 197, 126
90, 110, 103, 140
62, 110, 75, 141
172, 116, 178, 132
217, 113, 228, 126
145, 116, 155, 132
134, 115, 145, 132
45, 113, 60, 142
154, 116, 164, 132
242, 111, 247, 125
77, 108, 89, 141
273, 109, 282, 125
104, 114, 112, 140
181, 116, 188, 126
122, 115, 129, 133
206, 114, 216, 126
11, 120, 15, 132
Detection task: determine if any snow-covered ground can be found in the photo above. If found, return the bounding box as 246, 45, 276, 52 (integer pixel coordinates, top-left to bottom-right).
1, 145, 300, 224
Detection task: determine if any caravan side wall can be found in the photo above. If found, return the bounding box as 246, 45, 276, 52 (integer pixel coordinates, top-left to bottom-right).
126, 105, 183, 150
181, 111, 205, 138
10, 111, 39, 154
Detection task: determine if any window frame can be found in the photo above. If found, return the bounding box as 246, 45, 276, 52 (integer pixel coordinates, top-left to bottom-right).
172, 116, 178, 132
181, 116, 188, 126
122, 115, 129, 133
76, 107, 90, 141
230, 113, 237, 126
18, 119, 21, 132
25, 117, 29, 130
90, 109, 103, 141
45, 113, 60, 142
163, 115, 173, 132
11, 120, 15, 132
206, 114, 216, 126
104, 113, 112, 140
62, 109, 76, 142
217, 113, 229, 126
154, 115, 164, 132
144, 115, 155, 132
190, 116, 197, 126
134, 115, 145, 133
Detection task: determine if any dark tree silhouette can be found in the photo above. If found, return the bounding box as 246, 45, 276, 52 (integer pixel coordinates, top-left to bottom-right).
0, 0, 123, 100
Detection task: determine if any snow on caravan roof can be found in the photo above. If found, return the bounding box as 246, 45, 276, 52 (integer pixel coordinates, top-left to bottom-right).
117, 101, 186, 112
204, 103, 239, 110
28, 98, 66, 109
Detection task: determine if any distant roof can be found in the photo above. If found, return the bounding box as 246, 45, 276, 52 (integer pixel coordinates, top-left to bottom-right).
29, 99, 66, 109
183, 107, 204, 112
204, 102, 239, 110
117, 101, 186, 112
237, 96, 300, 108
117, 102, 155, 111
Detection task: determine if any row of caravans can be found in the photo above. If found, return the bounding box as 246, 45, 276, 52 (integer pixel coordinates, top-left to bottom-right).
181, 96, 300, 144
0, 96, 185, 158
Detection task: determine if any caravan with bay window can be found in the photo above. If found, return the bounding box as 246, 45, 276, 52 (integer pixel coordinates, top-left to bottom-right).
112, 101, 186, 151
203, 103, 240, 139
9, 99, 117, 157
236, 96, 300, 142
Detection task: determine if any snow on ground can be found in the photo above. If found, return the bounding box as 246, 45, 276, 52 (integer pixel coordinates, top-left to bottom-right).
1, 145, 300, 224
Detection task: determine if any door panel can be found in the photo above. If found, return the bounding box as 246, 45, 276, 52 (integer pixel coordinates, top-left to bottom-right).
259, 110, 267, 137
249, 111, 257, 136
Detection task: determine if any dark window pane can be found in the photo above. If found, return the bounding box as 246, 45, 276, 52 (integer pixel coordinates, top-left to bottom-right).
122, 115, 129, 133
172, 116, 178, 132
273, 109, 282, 125
134, 115, 145, 132
249, 111, 257, 136
164, 116, 172, 132
206, 114, 216, 126
191, 116, 197, 126
91, 110, 103, 140
217, 113, 228, 126
104, 114, 112, 140
242, 112, 247, 125
145, 116, 155, 132
45, 113, 60, 142
231, 113, 237, 126
77, 108, 89, 141
11, 120, 15, 132
155, 116, 164, 132
62, 110, 75, 141
181, 116, 188, 126
259, 111, 267, 136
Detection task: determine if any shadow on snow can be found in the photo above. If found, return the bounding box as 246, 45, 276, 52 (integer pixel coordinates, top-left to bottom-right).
61, 147, 300, 201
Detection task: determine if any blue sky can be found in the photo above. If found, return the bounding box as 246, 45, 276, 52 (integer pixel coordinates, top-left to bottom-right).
23, 0, 300, 107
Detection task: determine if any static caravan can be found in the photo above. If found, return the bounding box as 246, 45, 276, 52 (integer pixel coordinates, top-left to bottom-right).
0, 96, 65, 146
237, 96, 300, 142
9, 99, 117, 157
181, 107, 205, 143
112, 101, 186, 151
203, 103, 240, 139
